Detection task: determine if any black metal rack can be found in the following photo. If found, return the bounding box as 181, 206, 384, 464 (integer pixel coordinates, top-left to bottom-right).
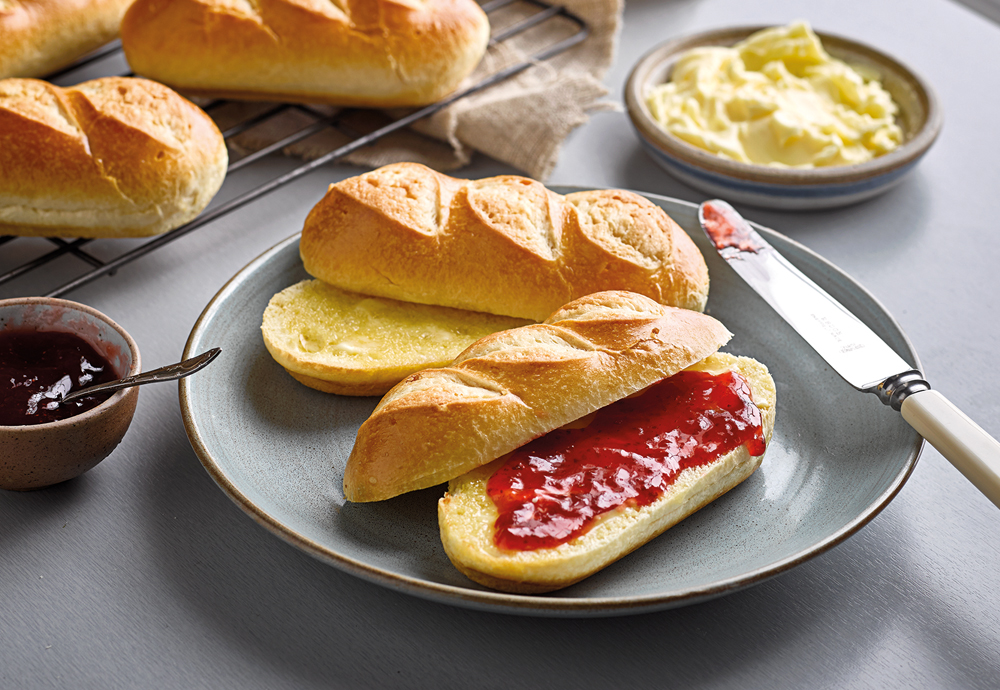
0, 0, 589, 298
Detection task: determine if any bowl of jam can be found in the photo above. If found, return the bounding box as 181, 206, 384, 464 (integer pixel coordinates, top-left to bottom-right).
0, 297, 141, 490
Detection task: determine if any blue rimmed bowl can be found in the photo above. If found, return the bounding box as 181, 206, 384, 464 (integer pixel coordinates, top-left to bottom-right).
624, 26, 943, 210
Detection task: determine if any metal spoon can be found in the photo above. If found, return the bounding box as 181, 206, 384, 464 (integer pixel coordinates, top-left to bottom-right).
59, 348, 222, 404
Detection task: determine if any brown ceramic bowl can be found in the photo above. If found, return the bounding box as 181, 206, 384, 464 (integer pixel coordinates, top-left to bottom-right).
0, 297, 141, 490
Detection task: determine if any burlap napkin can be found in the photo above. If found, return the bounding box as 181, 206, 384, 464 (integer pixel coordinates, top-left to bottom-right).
223, 0, 623, 181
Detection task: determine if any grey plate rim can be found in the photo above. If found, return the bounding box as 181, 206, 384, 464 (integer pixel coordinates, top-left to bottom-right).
179, 191, 923, 617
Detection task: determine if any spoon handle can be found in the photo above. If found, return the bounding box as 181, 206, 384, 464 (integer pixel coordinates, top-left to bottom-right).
60, 348, 221, 404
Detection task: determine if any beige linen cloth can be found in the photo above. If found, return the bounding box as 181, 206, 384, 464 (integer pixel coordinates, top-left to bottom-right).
224, 0, 623, 181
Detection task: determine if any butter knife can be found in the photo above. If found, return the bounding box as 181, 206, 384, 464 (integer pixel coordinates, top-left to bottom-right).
699, 199, 1000, 508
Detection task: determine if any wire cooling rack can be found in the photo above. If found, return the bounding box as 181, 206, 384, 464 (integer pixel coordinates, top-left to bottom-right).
0, 0, 589, 298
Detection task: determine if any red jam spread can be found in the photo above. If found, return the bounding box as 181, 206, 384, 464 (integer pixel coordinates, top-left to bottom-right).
0, 330, 119, 426
701, 202, 765, 253
486, 370, 765, 551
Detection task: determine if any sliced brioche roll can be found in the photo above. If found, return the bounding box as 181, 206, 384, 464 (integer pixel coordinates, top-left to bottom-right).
262, 280, 530, 396
301, 163, 710, 321
439, 352, 776, 594
343, 291, 732, 502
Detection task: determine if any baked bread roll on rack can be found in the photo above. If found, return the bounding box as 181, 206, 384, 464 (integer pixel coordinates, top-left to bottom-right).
301, 162, 710, 322
342, 291, 775, 592
0, 0, 134, 79
0, 77, 228, 238
120, 0, 490, 107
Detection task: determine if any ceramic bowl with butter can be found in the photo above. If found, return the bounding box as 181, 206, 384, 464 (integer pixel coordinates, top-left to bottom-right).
625, 25, 942, 210
0, 297, 141, 491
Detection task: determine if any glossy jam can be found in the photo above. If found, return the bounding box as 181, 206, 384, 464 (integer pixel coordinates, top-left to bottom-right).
486, 370, 765, 551
0, 330, 119, 426
701, 202, 765, 253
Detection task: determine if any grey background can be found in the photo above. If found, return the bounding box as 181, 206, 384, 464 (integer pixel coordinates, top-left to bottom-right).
955, 0, 1000, 24
3, 0, 1000, 688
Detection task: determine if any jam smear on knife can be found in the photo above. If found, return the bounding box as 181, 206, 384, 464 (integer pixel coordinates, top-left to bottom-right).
701, 202, 765, 253
486, 370, 765, 551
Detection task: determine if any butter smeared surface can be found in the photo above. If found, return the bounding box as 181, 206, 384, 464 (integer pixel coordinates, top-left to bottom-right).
262, 279, 531, 392
645, 22, 903, 168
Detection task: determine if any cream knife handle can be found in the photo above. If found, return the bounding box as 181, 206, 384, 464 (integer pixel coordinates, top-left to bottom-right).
900, 389, 1000, 509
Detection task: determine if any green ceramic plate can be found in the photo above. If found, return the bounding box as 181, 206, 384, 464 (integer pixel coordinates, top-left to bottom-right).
179, 191, 922, 617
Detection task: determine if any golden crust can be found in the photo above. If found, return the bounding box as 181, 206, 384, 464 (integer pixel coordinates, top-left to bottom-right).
438, 352, 777, 593
0, 0, 133, 79
301, 163, 711, 321
342, 291, 732, 502
0, 77, 227, 238
120, 0, 490, 107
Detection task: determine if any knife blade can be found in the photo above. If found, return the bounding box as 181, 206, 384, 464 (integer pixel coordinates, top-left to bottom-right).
699, 199, 1000, 509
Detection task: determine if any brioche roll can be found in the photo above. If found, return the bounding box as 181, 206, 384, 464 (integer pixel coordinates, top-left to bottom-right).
343, 291, 732, 502
0, 0, 133, 79
0, 77, 227, 238
120, 0, 490, 107
262, 280, 530, 396
439, 352, 776, 594
301, 163, 710, 322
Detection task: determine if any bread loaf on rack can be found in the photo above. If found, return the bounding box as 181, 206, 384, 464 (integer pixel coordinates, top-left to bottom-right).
0, 0, 134, 79
301, 163, 711, 321
343, 291, 732, 502
0, 77, 228, 238
120, 0, 490, 107
439, 351, 776, 594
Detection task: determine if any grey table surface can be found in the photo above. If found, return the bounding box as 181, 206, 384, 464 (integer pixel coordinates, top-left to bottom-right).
3, 1, 1000, 688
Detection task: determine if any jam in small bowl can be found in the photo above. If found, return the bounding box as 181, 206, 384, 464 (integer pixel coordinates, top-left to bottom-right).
0, 297, 141, 490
